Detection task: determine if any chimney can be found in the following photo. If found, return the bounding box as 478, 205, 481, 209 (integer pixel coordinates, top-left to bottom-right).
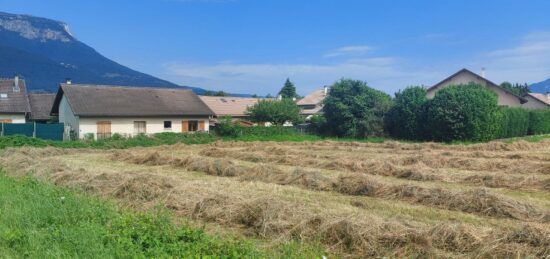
323, 86, 329, 95
65, 78, 72, 85
13, 75, 20, 92
481, 67, 486, 78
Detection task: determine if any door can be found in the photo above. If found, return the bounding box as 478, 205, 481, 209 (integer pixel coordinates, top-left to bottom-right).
97, 121, 111, 139
134, 121, 146, 135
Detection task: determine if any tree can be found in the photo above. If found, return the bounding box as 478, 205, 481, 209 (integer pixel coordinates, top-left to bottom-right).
278, 78, 298, 99
214, 91, 228, 96
385, 86, 428, 140
500, 82, 530, 96
425, 83, 500, 142
323, 79, 393, 137
247, 99, 302, 126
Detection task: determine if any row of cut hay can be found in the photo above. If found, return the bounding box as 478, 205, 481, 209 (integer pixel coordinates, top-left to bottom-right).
113, 151, 550, 222
4, 151, 550, 258
197, 147, 550, 190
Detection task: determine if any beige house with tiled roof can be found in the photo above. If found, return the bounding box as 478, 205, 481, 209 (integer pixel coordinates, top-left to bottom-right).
199, 96, 269, 127
523, 93, 550, 109
0, 76, 30, 123
296, 86, 328, 118
427, 69, 527, 107
51, 83, 214, 139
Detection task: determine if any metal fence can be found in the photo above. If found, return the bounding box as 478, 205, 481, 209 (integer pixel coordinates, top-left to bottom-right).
1, 123, 65, 141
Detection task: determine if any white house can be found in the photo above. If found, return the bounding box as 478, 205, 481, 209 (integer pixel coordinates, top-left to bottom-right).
296, 86, 328, 119
0, 76, 30, 123
51, 83, 214, 139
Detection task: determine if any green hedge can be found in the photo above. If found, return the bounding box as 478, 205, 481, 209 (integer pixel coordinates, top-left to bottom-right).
497, 107, 530, 139
529, 109, 550, 135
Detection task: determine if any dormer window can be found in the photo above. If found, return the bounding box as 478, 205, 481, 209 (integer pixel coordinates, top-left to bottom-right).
0, 93, 8, 99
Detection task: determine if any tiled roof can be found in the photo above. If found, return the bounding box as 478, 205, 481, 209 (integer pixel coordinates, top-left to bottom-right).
199, 96, 265, 117
28, 93, 55, 120
296, 89, 327, 106
0, 78, 30, 114
52, 84, 214, 117
527, 93, 550, 106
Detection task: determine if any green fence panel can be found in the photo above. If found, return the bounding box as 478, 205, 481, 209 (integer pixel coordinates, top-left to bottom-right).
35, 123, 64, 141
3, 123, 34, 137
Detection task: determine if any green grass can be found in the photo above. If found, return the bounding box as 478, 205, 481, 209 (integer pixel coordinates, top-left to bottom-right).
0, 172, 325, 258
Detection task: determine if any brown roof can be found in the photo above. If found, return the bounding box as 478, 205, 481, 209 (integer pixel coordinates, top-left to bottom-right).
51, 84, 214, 117
199, 96, 264, 117
0, 78, 30, 114
527, 93, 550, 106
427, 68, 527, 104
296, 89, 327, 106
28, 93, 56, 120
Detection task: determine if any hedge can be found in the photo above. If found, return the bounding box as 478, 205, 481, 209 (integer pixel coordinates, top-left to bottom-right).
529, 109, 550, 135
497, 107, 530, 139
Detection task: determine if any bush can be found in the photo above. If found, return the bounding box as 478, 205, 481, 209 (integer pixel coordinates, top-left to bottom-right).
215, 116, 242, 137
308, 114, 328, 135
529, 109, 550, 135
425, 83, 500, 142
497, 107, 530, 139
385, 86, 427, 140
323, 79, 393, 138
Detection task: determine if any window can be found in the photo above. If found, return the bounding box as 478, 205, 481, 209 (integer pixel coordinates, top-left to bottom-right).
188, 120, 198, 132
164, 121, 172, 129
134, 121, 146, 134
0, 93, 7, 99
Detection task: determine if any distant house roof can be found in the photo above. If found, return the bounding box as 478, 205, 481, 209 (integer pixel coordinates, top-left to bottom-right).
296, 89, 327, 106
0, 77, 30, 114
51, 84, 214, 117
427, 68, 527, 103
199, 96, 265, 117
28, 93, 55, 121
527, 93, 550, 106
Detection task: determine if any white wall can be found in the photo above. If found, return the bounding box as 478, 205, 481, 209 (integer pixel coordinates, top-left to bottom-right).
522, 95, 549, 109
59, 96, 80, 134
78, 117, 210, 139
0, 114, 26, 123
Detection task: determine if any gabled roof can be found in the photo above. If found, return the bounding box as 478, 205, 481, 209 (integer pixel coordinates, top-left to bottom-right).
199, 96, 265, 117
28, 93, 55, 120
427, 68, 527, 104
51, 84, 214, 117
527, 93, 550, 106
297, 89, 327, 106
0, 78, 30, 114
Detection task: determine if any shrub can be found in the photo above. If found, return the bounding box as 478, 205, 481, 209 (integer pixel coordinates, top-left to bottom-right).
215, 116, 242, 137
385, 86, 427, 140
308, 114, 328, 135
497, 107, 530, 139
529, 109, 550, 135
323, 79, 393, 138
425, 83, 500, 142
247, 99, 302, 126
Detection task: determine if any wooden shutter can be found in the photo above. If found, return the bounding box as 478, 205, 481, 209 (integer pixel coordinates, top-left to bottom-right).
198, 120, 205, 131
182, 120, 189, 132
0, 119, 12, 123
97, 121, 111, 139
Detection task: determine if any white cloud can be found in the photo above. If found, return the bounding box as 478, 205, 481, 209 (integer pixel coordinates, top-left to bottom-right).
324, 45, 374, 58
476, 31, 550, 84
163, 57, 438, 95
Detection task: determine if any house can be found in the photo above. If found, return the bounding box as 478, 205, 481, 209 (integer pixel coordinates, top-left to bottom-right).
296, 86, 328, 119
28, 93, 56, 122
51, 83, 214, 139
522, 93, 550, 109
426, 69, 527, 107
199, 96, 264, 127
0, 76, 30, 123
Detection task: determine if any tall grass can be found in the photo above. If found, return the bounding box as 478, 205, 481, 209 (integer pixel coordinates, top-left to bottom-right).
0, 172, 326, 258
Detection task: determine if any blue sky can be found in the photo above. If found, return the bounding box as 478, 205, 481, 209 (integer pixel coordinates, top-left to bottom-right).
2, 0, 550, 95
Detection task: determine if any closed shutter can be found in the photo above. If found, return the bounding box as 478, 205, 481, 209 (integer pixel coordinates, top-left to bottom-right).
198, 120, 205, 131
182, 120, 189, 132
97, 121, 111, 139
134, 121, 146, 134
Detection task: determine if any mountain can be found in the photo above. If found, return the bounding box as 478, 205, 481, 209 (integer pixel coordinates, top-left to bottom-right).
530, 79, 550, 94
0, 11, 209, 94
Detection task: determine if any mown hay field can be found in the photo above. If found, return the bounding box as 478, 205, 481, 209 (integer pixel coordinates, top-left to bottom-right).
2, 140, 550, 258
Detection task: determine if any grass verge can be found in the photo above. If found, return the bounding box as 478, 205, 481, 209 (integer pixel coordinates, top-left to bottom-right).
0, 171, 324, 258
